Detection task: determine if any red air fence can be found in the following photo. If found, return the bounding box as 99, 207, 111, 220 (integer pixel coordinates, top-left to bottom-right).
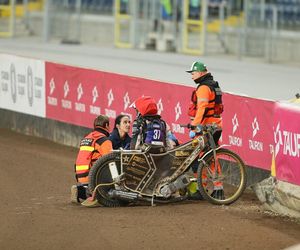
0, 55, 299, 186
45, 62, 300, 186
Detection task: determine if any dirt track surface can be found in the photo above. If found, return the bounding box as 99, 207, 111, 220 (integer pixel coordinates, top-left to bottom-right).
0, 128, 299, 250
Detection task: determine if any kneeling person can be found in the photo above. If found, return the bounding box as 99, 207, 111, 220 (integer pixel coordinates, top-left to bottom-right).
71, 115, 112, 203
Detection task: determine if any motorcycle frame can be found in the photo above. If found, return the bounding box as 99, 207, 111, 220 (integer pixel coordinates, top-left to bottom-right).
114, 135, 209, 197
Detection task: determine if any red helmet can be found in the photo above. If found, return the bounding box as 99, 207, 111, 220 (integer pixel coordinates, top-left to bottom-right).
131, 96, 158, 116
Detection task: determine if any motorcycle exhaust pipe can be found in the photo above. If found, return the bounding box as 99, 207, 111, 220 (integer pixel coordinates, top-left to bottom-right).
108, 190, 188, 204
108, 190, 139, 201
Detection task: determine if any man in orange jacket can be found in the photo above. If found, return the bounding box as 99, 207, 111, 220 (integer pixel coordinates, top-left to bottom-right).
186, 61, 224, 200
71, 115, 112, 204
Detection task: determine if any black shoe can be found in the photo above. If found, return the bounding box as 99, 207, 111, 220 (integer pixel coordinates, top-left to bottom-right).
211, 189, 225, 200
71, 184, 89, 203
188, 191, 204, 200
77, 185, 88, 201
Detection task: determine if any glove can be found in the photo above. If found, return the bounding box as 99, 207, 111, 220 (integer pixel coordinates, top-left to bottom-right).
167, 131, 177, 141
195, 125, 203, 133
189, 130, 196, 139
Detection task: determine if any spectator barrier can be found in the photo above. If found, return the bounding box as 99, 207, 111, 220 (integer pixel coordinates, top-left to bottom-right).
1, 53, 300, 186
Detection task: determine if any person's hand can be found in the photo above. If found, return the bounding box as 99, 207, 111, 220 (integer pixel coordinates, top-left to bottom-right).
167, 131, 177, 141
195, 125, 203, 133
189, 130, 196, 139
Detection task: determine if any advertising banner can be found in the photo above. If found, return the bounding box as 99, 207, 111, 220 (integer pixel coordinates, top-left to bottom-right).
0, 54, 45, 117
273, 103, 300, 185
45, 62, 192, 142
46, 62, 283, 172
221, 94, 274, 170
46, 61, 300, 183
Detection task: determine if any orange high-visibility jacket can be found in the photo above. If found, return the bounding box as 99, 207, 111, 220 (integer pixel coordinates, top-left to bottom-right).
75, 128, 112, 185
191, 85, 222, 128
191, 84, 223, 189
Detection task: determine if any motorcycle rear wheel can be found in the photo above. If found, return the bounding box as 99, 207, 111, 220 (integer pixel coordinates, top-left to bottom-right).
88, 152, 127, 207
197, 148, 247, 205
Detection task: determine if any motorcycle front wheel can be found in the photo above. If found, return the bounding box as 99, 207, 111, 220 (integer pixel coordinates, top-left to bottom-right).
88, 152, 127, 207
197, 148, 247, 205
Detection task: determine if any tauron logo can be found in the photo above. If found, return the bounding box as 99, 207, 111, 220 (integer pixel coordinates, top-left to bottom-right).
274, 122, 283, 156
249, 117, 263, 151
107, 89, 114, 107
49, 78, 55, 95
92, 86, 98, 104
229, 113, 242, 147
274, 122, 300, 158
157, 98, 163, 115
175, 102, 182, 121
123, 92, 130, 110
63, 81, 69, 98
252, 117, 259, 138
232, 114, 239, 134
77, 83, 83, 101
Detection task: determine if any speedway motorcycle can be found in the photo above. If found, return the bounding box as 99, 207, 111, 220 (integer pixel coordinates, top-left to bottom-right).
88, 124, 247, 207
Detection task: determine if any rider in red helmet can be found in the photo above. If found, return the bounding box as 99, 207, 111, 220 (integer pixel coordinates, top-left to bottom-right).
130, 96, 167, 150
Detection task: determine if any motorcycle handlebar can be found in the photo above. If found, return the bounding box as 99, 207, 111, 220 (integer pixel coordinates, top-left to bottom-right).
179, 123, 219, 133
179, 124, 192, 129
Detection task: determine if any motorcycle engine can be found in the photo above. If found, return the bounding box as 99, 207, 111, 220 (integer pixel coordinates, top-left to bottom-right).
160, 174, 191, 198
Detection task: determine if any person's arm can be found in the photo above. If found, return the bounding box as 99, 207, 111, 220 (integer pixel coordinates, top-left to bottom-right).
90, 138, 112, 164
98, 140, 113, 156
130, 119, 145, 149
191, 85, 211, 126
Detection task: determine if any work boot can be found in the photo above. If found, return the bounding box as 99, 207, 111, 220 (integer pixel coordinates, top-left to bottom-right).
77, 185, 88, 200
70, 185, 79, 203
70, 184, 88, 203
211, 189, 225, 200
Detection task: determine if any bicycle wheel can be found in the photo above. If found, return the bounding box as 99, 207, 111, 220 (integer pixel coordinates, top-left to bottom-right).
197, 148, 247, 205
88, 152, 127, 207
